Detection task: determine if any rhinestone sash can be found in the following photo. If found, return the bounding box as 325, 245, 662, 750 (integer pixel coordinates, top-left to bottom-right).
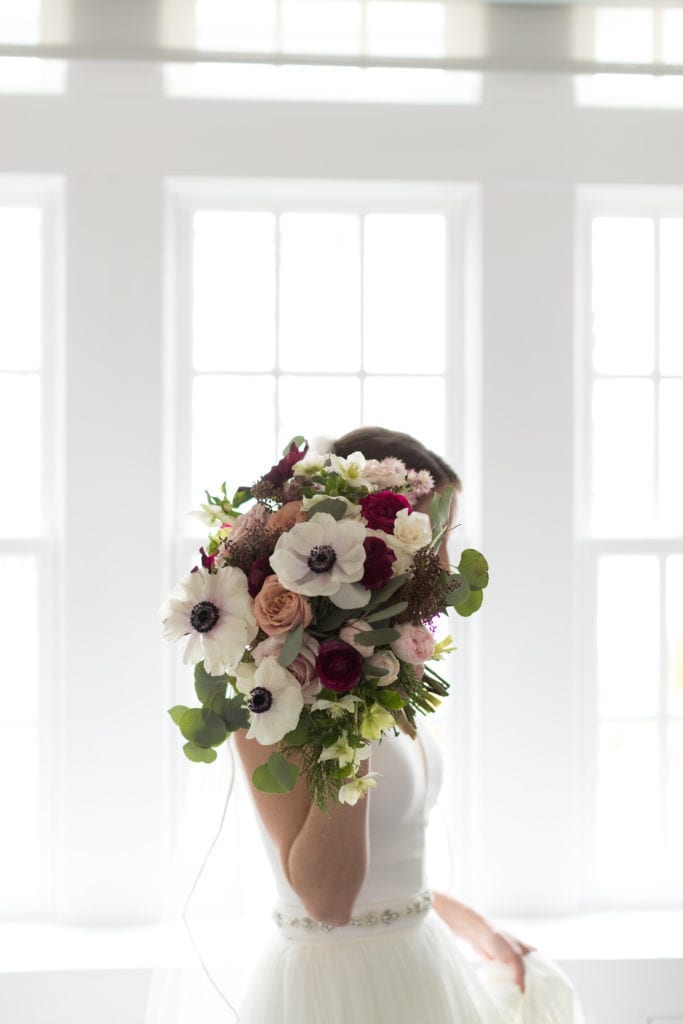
272, 889, 434, 940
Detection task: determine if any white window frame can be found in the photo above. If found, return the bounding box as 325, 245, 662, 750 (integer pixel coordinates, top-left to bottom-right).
0, 173, 63, 917
163, 176, 482, 886
576, 185, 683, 908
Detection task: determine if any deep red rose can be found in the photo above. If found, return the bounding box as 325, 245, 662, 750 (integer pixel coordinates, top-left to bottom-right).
262, 442, 308, 488
361, 536, 396, 590
360, 490, 412, 534
247, 555, 273, 597
315, 640, 363, 693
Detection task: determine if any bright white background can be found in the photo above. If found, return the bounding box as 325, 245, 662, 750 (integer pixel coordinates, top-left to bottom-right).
2, 3, 683, 1021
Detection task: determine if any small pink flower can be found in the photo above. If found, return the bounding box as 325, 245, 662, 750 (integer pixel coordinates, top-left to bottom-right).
252, 633, 322, 703
390, 622, 435, 665
339, 618, 375, 656
228, 503, 272, 544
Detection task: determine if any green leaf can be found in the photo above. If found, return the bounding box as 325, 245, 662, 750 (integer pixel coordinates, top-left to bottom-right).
428, 486, 455, 538
453, 588, 484, 618
217, 694, 249, 731
278, 624, 304, 668
168, 705, 190, 725
375, 689, 407, 709
356, 626, 400, 647
316, 604, 354, 633
305, 498, 346, 521
458, 549, 489, 590
183, 741, 218, 764
230, 486, 252, 509
252, 763, 289, 794
365, 601, 409, 624
366, 574, 408, 611
283, 716, 310, 746
194, 661, 229, 704
267, 752, 299, 792
179, 707, 228, 747
283, 435, 306, 455
330, 764, 356, 780
444, 574, 471, 606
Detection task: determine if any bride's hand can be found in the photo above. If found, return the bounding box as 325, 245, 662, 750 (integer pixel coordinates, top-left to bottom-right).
432, 891, 537, 994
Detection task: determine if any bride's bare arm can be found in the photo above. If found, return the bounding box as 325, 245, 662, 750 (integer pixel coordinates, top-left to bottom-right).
234, 729, 370, 927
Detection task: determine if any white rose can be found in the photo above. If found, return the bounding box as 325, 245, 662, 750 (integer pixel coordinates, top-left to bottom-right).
393, 509, 432, 553
365, 649, 401, 687
365, 529, 413, 575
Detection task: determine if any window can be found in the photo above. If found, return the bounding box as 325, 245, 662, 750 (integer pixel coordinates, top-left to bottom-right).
578, 189, 683, 904
0, 178, 62, 915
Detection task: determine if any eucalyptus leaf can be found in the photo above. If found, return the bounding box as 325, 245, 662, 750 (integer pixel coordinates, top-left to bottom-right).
218, 694, 249, 731
453, 588, 484, 617
444, 574, 471, 606
365, 601, 409, 624
305, 498, 346, 521
267, 752, 299, 792
458, 549, 489, 590
278, 624, 304, 668
367, 574, 408, 611
316, 604, 354, 633
252, 763, 289, 794
283, 435, 306, 455
356, 626, 400, 647
183, 741, 218, 764
194, 661, 229, 704
283, 717, 310, 746
179, 707, 227, 747
168, 705, 190, 725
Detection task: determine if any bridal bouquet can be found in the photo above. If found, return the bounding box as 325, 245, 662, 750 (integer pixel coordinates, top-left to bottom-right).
158, 437, 488, 811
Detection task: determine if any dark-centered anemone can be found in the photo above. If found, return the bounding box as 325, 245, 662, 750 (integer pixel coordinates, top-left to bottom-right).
246, 686, 273, 714
307, 544, 337, 574
190, 600, 220, 633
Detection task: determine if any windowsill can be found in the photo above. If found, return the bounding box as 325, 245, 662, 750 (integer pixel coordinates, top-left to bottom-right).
1, 910, 682, 974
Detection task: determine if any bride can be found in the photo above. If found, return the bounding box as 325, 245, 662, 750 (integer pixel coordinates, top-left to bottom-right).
233, 426, 587, 1024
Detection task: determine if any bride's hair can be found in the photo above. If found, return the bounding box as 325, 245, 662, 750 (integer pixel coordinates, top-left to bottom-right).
330, 426, 462, 494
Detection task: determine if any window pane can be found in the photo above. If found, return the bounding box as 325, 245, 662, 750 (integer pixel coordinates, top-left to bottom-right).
195, 0, 276, 51
366, 1, 445, 57
192, 375, 276, 505
665, 721, 683, 869
662, 10, 683, 64
363, 375, 445, 454
282, 0, 362, 54
591, 378, 654, 535
278, 375, 361, 454
0, 207, 41, 371
279, 214, 361, 373
660, 219, 683, 375
0, 725, 41, 897
0, 555, 39, 721
591, 217, 654, 375
594, 8, 653, 63
666, 556, 683, 718
364, 214, 446, 374
660, 380, 683, 533
0, 372, 40, 536
597, 555, 660, 718
193, 212, 276, 372
596, 721, 660, 885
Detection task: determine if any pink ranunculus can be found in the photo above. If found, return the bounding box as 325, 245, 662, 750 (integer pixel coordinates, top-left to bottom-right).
252, 633, 322, 702
390, 622, 435, 665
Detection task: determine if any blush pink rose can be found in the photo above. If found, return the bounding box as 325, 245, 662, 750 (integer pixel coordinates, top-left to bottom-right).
339, 618, 376, 656
252, 633, 322, 702
253, 574, 312, 636
228, 503, 272, 544
390, 622, 435, 665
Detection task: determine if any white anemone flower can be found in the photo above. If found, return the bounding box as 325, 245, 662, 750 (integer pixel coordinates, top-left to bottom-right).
269, 512, 370, 609
338, 771, 381, 806
235, 655, 304, 745
158, 566, 257, 676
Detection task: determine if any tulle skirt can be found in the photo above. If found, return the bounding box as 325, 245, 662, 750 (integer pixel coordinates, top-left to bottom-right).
238, 905, 586, 1024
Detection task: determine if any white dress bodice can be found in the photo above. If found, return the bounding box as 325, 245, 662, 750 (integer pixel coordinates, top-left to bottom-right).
253, 721, 444, 911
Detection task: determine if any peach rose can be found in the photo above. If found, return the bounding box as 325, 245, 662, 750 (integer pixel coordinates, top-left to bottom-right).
253, 574, 312, 636
267, 501, 306, 533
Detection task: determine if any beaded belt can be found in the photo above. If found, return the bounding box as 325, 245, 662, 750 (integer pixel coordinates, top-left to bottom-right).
272, 889, 434, 938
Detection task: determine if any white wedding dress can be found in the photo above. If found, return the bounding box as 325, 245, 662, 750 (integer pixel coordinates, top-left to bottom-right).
237, 722, 587, 1024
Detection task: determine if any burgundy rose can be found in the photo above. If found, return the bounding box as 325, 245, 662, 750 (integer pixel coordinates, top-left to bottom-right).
262, 442, 309, 488
315, 640, 363, 693
361, 536, 396, 590
360, 490, 412, 534
247, 555, 273, 597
